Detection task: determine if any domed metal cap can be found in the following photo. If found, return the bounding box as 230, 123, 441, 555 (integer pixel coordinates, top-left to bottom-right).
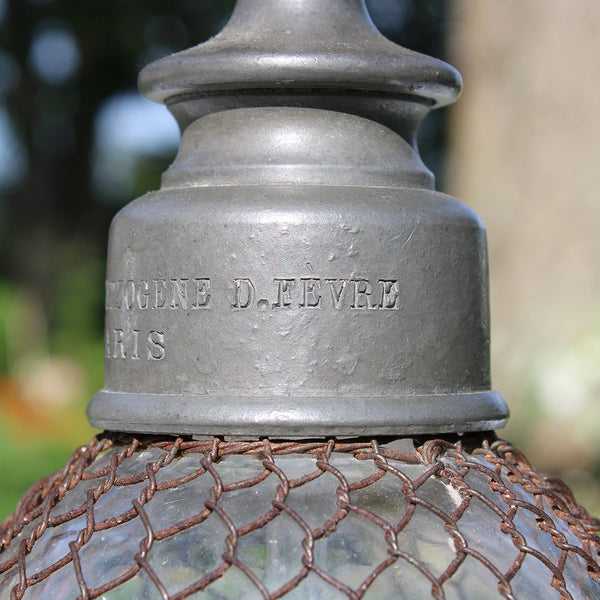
87, 0, 508, 437
138, 0, 461, 131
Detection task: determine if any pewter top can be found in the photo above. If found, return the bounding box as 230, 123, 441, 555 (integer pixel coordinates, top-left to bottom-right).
139, 0, 461, 110
89, 0, 508, 437
161, 108, 435, 190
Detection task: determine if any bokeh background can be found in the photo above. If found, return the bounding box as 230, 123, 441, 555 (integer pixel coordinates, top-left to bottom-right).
0, 0, 598, 520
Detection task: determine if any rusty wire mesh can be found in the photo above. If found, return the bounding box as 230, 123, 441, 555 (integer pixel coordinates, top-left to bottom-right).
1, 433, 599, 600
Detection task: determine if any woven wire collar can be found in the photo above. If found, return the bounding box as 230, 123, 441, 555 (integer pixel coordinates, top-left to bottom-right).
1, 433, 599, 599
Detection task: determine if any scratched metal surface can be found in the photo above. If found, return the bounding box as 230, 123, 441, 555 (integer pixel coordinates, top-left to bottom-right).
88, 0, 508, 436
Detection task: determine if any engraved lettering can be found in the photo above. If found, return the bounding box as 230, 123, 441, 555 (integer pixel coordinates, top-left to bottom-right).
106, 328, 166, 360
232, 278, 255, 309
137, 280, 149, 310
351, 279, 379, 309
113, 328, 126, 358
326, 279, 349, 310
300, 278, 322, 308
147, 330, 166, 360
191, 278, 211, 309
273, 278, 295, 308
107, 277, 210, 310
118, 281, 135, 310
170, 278, 188, 310
379, 279, 400, 309
131, 329, 141, 360
103, 275, 399, 312
153, 279, 167, 309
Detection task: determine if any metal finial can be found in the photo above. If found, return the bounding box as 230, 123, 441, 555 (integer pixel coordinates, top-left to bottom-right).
139, 0, 461, 122
87, 0, 508, 437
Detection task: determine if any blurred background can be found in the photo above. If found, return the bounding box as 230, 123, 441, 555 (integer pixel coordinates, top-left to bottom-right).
0, 0, 598, 520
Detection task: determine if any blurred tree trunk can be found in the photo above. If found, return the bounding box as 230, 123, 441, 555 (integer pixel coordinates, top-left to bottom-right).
447, 1, 600, 469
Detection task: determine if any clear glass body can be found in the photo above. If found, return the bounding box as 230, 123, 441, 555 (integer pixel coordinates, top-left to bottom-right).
1, 437, 598, 599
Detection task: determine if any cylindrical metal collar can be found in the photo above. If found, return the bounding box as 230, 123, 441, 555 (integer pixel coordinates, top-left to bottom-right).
88, 0, 508, 437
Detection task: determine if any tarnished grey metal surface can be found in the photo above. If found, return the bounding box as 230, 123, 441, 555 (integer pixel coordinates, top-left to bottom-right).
88, 0, 509, 436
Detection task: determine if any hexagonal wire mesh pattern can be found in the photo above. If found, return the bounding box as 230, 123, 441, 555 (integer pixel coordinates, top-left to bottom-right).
1, 433, 599, 600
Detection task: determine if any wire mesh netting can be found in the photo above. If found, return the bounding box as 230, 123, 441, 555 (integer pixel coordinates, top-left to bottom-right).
1, 433, 599, 600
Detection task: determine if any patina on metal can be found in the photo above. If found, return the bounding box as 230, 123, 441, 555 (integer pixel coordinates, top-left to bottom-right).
87, 0, 509, 437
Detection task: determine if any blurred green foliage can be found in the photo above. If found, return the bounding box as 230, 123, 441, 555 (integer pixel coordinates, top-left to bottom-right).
0, 270, 102, 517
